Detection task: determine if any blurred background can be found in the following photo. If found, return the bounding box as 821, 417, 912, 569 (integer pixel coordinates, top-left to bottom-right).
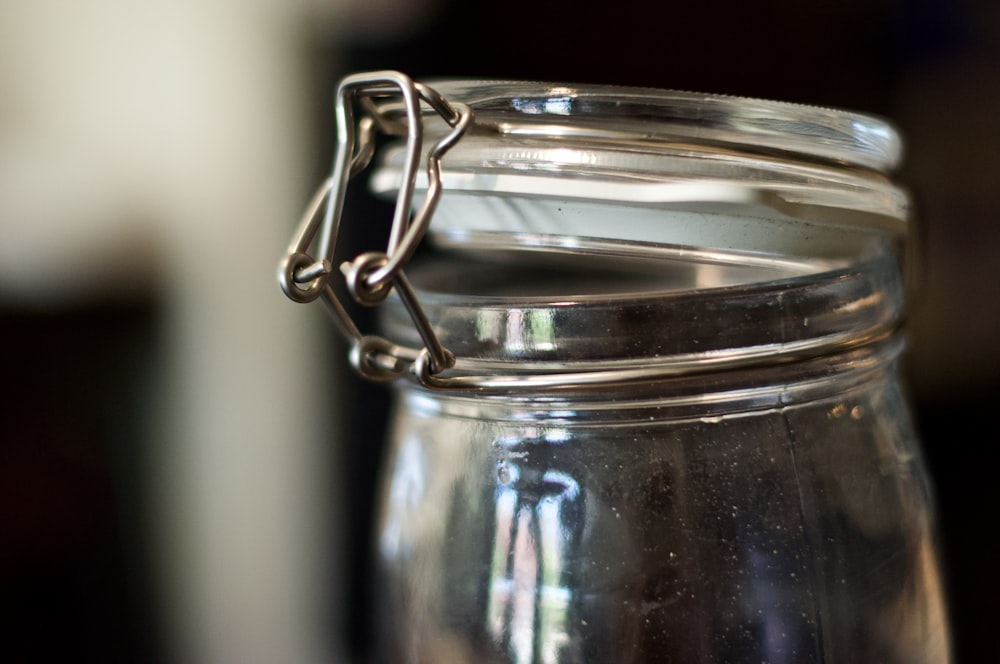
1, 0, 997, 661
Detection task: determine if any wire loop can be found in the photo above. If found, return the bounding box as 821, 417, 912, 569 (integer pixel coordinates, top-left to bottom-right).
277, 71, 472, 384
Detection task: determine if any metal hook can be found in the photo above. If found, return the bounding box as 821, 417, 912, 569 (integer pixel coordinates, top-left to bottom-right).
278, 71, 471, 383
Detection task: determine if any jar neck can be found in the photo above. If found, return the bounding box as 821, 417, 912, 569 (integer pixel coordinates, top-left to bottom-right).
380, 248, 906, 390
395, 337, 905, 422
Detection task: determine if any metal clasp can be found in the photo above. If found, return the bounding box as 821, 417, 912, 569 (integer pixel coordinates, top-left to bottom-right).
278, 71, 473, 382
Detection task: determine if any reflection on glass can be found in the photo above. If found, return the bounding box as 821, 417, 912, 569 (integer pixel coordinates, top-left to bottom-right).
512, 96, 574, 116
378, 434, 426, 561
474, 309, 557, 354
374, 374, 950, 661
488, 460, 580, 664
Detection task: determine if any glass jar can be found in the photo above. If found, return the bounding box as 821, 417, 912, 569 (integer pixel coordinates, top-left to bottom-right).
280, 73, 950, 662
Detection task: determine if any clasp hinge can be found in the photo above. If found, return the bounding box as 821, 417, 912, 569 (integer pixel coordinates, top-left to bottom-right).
278, 71, 472, 382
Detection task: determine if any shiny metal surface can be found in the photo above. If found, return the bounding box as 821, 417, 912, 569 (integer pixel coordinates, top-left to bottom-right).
278, 71, 472, 381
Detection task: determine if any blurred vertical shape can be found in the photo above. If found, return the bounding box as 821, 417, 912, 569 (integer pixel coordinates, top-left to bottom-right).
0, 0, 360, 661
147, 5, 336, 661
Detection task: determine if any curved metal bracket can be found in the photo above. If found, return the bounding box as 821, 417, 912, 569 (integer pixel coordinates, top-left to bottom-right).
278, 71, 472, 381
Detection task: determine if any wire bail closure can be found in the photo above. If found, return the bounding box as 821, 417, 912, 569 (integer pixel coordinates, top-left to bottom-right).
278, 71, 473, 383
279, 72, 907, 393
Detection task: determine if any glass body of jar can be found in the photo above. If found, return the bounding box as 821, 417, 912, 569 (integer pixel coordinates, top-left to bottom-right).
370, 254, 950, 663
285, 76, 953, 662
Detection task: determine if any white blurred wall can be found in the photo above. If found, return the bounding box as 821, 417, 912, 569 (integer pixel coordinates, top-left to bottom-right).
0, 0, 433, 661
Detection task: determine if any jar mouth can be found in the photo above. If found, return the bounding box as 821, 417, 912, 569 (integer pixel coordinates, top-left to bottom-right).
371, 80, 909, 269
359, 77, 910, 390
380, 252, 905, 383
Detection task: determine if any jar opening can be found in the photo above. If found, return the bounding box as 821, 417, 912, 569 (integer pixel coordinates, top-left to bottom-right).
371, 80, 908, 269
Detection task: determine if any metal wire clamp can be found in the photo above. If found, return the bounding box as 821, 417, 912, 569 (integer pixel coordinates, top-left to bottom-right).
278, 71, 473, 382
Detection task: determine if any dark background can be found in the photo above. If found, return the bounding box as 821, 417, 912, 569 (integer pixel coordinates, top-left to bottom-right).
3, 0, 998, 660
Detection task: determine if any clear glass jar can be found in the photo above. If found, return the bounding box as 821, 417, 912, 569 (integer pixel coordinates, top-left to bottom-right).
282, 75, 950, 662
373, 254, 948, 663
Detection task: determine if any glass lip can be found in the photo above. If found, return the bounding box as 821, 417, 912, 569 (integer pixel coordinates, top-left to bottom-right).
378, 253, 906, 376
422, 79, 903, 173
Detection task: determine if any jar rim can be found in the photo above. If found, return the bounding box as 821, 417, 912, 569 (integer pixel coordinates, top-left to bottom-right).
370, 79, 908, 268
421, 80, 902, 173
